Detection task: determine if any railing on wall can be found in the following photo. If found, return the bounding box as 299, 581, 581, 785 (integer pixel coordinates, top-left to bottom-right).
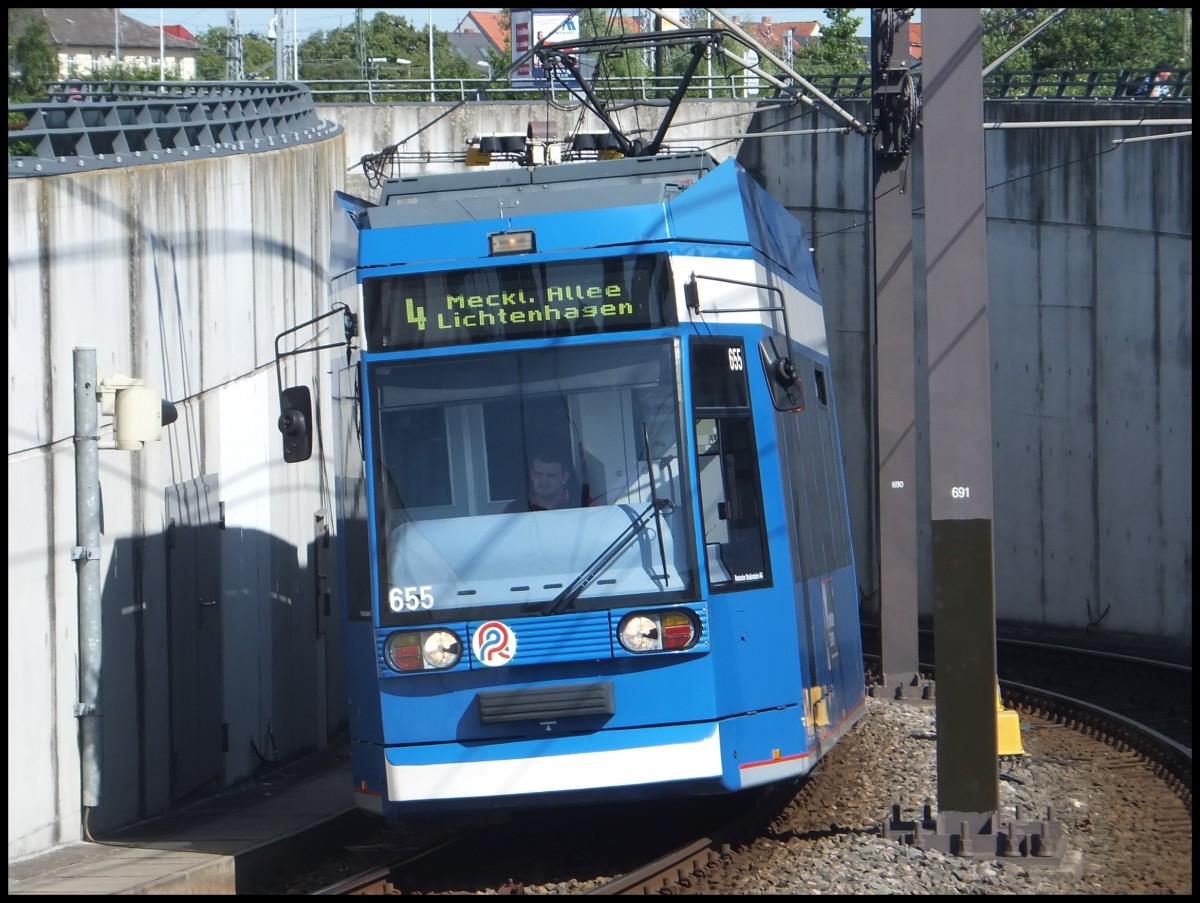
8, 68, 1190, 177
304, 72, 778, 104
985, 66, 1191, 99
298, 66, 1193, 104
8, 80, 341, 177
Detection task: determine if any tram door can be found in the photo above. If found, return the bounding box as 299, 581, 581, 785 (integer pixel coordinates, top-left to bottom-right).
165, 475, 224, 803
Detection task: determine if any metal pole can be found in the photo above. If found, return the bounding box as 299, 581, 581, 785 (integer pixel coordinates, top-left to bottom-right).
73, 347, 102, 814
922, 8, 1000, 819
158, 9, 164, 81
872, 13, 921, 699
273, 8, 286, 81
428, 9, 436, 102
707, 12, 713, 98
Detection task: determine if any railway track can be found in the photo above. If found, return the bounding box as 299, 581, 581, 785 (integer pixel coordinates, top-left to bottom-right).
305, 790, 782, 895
997, 639, 1191, 749
584, 663, 1192, 895
860, 622, 1191, 751
306, 638, 1190, 895
309, 833, 473, 895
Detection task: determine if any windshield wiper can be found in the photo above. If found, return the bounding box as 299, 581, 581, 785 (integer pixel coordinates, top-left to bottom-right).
641, 422, 672, 590
542, 498, 674, 616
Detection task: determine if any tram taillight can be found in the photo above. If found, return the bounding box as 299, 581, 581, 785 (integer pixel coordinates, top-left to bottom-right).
660, 612, 696, 650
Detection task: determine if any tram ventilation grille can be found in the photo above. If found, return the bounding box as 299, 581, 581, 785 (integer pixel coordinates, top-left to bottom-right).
477, 682, 615, 723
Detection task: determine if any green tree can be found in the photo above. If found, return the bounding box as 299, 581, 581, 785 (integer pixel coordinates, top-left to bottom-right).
299, 24, 360, 81
88, 61, 186, 82
572, 9, 736, 96
298, 12, 475, 84
9, 8, 59, 101
194, 26, 275, 80
791, 8, 867, 75
981, 8, 1190, 74
662, 8, 719, 80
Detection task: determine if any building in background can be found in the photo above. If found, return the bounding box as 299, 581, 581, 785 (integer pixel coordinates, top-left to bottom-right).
728, 14, 822, 65
16, 8, 200, 80
453, 10, 508, 58
447, 11, 899, 73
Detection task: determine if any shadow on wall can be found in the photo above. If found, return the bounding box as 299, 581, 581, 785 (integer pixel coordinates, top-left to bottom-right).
89, 518, 345, 835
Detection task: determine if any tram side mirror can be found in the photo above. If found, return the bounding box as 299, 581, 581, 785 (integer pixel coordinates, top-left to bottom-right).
759, 338, 805, 412
279, 386, 313, 463
773, 357, 799, 388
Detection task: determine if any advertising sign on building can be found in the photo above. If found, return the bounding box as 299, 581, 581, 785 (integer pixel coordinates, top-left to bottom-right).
510, 8, 585, 89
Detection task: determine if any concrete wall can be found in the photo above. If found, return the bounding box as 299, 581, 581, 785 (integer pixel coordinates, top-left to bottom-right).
7, 97, 1191, 862
8, 137, 347, 859
740, 98, 1191, 641
323, 100, 762, 199
979, 102, 1190, 640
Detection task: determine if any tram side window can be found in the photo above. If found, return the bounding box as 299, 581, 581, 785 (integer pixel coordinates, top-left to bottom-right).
781, 360, 852, 576
696, 417, 769, 586
337, 367, 372, 621
690, 338, 769, 590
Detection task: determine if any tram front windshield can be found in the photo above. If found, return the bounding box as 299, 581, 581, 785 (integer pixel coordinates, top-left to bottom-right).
370, 339, 698, 625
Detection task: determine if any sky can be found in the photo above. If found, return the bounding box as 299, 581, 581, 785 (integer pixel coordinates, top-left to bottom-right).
119, 8, 884, 41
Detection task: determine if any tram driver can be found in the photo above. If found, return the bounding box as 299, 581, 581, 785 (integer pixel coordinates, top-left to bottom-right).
505, 445, 597, 512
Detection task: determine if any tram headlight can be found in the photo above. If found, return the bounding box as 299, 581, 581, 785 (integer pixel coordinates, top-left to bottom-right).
618, 610, 699, 653
385, 629, 462, 672
619, 615, 660, 652
489, 229, 535, 256
422, 629, 462, 669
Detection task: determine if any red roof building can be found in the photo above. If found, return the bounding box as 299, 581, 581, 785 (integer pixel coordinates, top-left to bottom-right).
162, 24, 197, 43
454, 10, 645, 54
728, 15, 822, 60
450, 11, 917, 67
15, 8, 201, 79
455, 11, 508, 55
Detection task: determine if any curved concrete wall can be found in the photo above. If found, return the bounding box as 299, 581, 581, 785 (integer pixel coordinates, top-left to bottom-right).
740, 98, 1191, 642
322, 100, 763, 198
8, 136, 347, 859
7, 98, 1191, 861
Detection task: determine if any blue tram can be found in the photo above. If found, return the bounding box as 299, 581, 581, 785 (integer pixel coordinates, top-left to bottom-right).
284, 148, 865, 817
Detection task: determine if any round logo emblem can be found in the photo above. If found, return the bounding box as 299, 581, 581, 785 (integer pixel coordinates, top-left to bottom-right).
472, 620, 517, 667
